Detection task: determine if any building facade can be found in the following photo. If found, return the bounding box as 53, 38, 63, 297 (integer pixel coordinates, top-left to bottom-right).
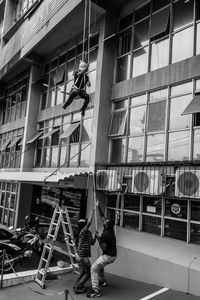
0, 0, 200, 296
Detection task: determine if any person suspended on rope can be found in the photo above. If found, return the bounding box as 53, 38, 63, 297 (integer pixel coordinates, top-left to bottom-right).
73, 206, 97, 294
87, 201, 117, 298
62, 60, 90, 117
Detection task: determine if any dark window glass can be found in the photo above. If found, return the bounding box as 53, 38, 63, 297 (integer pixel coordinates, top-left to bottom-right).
191, 223, 200, 245
173, 0, 194, 31
164, 219, 187, 241
118, 31, 132, 56
135, 3, 151, 23
142, 215, 161, 235
165, 199, 188, 219
51, 129, 60, 146
119, 13, 132, 31
194, 113, 200, 126
123, 212, 139, 230
67, 48, 76, 61
89, 34, 99, 48
143, 197, 162, 215
110, 138, 125, 163
191, 201, 200, 221
107, 195, 118, 208
134, 18, 149, 49
153, 0, 170, 12
116, 55, 130, 82
124, 195, 140, 211
196, 0, 200, 20
59, 54, 66, 65
148, 100, 166, 132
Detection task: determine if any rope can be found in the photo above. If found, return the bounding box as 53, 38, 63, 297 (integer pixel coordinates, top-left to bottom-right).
82, 0, 88, 61
93, 173, 98, 230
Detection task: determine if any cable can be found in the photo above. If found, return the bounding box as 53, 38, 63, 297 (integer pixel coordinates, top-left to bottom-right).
82, 0, 88, 61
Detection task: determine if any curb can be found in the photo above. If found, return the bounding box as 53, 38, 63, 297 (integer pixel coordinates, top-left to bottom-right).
1, 265, 73, 288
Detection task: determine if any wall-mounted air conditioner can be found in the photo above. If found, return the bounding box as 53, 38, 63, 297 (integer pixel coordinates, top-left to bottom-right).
96, 169, 118, 191
132, 169, 163, 195
175, 169, 200, 198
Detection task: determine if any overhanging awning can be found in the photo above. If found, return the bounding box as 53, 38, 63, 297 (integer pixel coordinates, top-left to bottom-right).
8, 136, 21, 148
0, 169, 93, 185
26, 132, 43, 144
181, 95, 200, 115
39, 128, 59, 139
60, 123, 80, 139
0, 139, 11, 151
149, 7, 169, 39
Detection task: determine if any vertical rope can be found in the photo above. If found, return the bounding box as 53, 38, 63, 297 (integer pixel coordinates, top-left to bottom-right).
93, 174, 98, 230
87, 0, 91, 63
82, 0, 88, 62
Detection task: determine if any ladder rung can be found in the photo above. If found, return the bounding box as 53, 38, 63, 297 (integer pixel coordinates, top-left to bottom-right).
51, 222, 59, 226
48, 234, 55, 238
69, 253, 76, 257
62, 221, 68, 225
41, 258, 48, 262
45, 245, 52, 250
38, 270, 45, 275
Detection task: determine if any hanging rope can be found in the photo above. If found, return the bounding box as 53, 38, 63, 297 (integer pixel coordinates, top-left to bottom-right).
93, 173, 98, 231
82, 0, 88, 61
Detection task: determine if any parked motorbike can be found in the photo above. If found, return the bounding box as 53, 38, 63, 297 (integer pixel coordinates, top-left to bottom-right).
0, 216, 45, 273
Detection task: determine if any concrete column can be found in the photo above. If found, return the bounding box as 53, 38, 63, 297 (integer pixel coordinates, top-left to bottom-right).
90, 13, 117, 167
20, 64, 42, 171
3, 0, 14, 35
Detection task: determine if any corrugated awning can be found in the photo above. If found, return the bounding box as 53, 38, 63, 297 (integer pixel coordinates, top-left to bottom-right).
8, 136, 21, 148
60, 123, 80, 139
0, 169, 93, 184
149, 7, 169, 39
0, 139, 11, 151
26, 132, 43, 144
39, 128, 59, 139
181, 95, 200, 115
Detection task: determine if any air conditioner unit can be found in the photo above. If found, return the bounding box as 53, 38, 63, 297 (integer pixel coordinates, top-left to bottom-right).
132, 169, 163, 195
175, 169, 200, 198
96, 169, 118, 191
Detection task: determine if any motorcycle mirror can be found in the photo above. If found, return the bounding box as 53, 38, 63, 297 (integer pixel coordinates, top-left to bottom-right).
16, 227, 22, 232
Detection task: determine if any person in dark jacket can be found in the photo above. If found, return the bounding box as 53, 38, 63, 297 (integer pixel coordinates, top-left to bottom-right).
87, 202, 117, 298
62, 60, 90, 117
73, 208, 96, 294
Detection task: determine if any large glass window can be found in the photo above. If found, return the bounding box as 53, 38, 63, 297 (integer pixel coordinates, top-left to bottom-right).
168, 130, 190, 161
172, 27, 194, 64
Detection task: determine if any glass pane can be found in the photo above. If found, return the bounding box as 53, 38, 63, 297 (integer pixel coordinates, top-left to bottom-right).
128, 136, 143, 162
172, 27, 193, 64
119, 13, 132, 31
124, 195, 140, 211
143, 197, 162, 215
134, 18, 149, 48
193, 128, 200, 160
190, 223, 200, 245
148, 100, 166, 132
129, 105, 145, 135
56, 84, 64, 105
82, 118, 92, 141
164, 219, 187, 241
135, 3, 150, 23
50, 147, 59, 167
168, 131, 190, 161
153, 0, 170, 12
132, 47, 148, 77
173, 0, 194, 31
123, 212, 139, 230
171, 82, 192, 97
67, 59, 75, 81
60, 146, 68, 166
88, 50, 97, 70
169, 95, 192, 130
196, 23, 200, 55
118, 31, 132, 56
110, 138, 126, 163
80, 143, 90, 166
87, 70, 96, 93
116, 55, 130, 83
151, 38, 169, 70
69, 144, 79, 167
48, 89, 56, 107
42, 148, 50, 167
142, 215, 161, 236
146, 133, 165, 161
165, 198, 187, 219
191, 201, 200, 221
131, 94, 146, 106
10, 194, 16, 209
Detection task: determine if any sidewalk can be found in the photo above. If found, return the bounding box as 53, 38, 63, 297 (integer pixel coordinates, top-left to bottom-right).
0, 271, 200, 300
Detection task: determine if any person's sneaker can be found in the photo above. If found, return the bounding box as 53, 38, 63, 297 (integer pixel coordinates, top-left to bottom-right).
74, 286, 86, 294
62, 103, 68, 109
100, 281, 107, 287
86, 289, 101, 298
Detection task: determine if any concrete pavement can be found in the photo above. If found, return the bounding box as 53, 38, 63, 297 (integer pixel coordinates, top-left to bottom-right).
0, 271, 200, 300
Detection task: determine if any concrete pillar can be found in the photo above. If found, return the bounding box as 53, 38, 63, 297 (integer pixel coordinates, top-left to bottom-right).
3, 0, 14, 35
20, 64, 42, 171
90, 13, 117, 167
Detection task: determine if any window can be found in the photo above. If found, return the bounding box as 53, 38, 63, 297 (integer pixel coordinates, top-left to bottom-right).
14, 0, 39, 23
108, 108, 127, 137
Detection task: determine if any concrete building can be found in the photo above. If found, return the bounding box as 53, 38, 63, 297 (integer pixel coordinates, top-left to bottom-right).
0, 0, 200, 296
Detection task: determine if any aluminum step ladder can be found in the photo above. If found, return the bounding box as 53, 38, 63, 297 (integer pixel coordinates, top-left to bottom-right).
35, 205, 78, 288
